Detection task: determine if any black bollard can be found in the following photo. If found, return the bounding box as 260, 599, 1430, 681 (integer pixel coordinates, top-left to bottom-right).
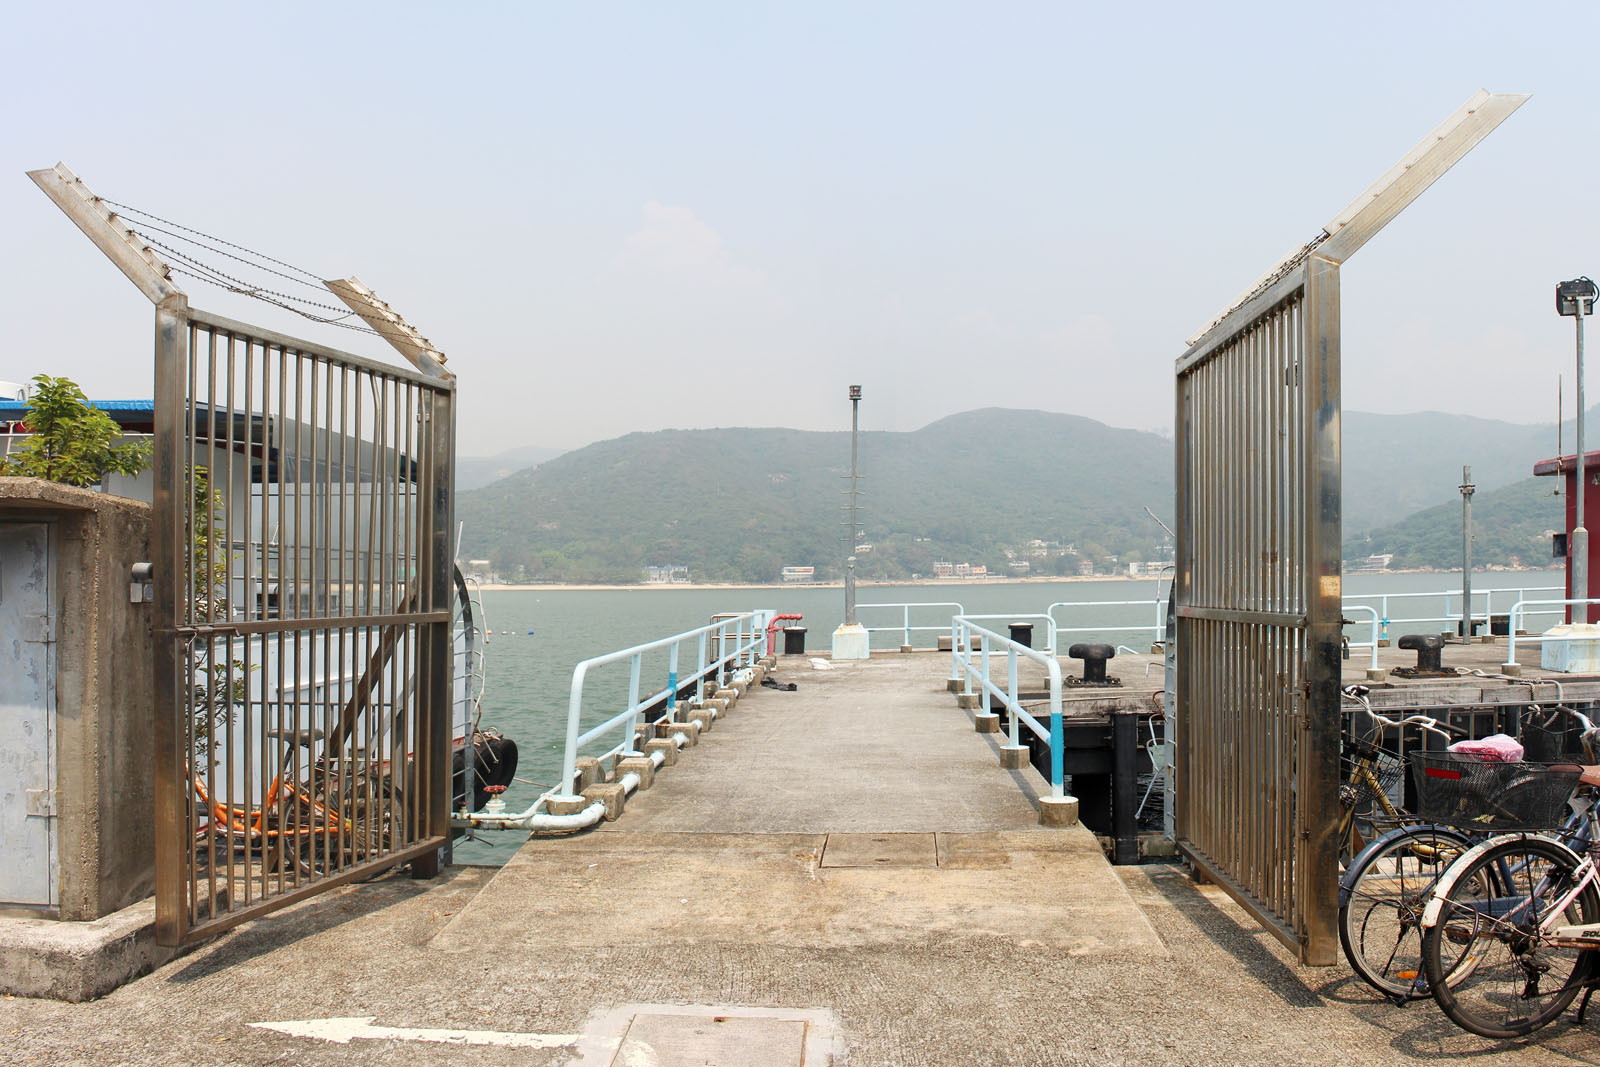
1068, 642, 1116, 684
1397, 633, 1443, 673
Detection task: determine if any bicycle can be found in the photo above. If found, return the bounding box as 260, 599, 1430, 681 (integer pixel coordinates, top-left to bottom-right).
1417, 705, 1600, 1038
1336, 686, 1472, 1001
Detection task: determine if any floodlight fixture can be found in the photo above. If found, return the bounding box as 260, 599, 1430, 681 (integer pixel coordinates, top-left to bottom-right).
1558, 277, 1598, 318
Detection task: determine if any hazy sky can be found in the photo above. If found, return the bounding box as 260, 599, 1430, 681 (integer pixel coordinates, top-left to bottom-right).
4, 3, 1598, 456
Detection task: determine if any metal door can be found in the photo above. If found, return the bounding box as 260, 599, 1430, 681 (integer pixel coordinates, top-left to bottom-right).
0, 522, 56, 908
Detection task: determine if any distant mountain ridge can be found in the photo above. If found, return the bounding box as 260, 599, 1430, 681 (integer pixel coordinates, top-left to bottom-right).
457, 406, 1580, 583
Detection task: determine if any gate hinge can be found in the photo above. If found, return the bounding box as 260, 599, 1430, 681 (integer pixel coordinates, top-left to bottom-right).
25, 789, 55, 817
22, 615, 55, 644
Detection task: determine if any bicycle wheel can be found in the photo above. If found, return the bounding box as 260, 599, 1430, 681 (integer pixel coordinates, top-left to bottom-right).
1340, 824, 1475, 1001
1422, 836, 1599, 1039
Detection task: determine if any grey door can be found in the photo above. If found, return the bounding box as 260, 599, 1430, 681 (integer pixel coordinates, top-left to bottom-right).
0, 522, 56, 908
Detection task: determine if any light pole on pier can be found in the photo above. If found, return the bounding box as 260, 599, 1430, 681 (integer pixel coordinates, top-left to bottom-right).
1559, 278, 1597, 624
832, 384, 870, 660
1460, 465, 1474, 640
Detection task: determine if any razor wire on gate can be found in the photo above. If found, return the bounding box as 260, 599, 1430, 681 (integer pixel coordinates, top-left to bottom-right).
28, 163, 459, 946
1171, 92, 1529, 965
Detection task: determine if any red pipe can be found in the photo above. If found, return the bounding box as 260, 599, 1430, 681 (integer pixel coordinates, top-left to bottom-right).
767, 613, 803, 656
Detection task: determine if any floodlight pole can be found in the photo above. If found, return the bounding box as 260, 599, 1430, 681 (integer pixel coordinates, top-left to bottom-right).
844, 384, 861, 626
1560, 279, 1596, 624
1576, 304, 1589, 624
1460, 466, 1474, 639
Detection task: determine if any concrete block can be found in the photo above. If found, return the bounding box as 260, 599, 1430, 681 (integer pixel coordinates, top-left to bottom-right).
654, 719, 699, 747
1501, 661, 1523, 677
758, 655, 777, 668
574, 756, 606, 791
946, 678, 963, 692
545, 794, 591, 816
688, 709, 713, 733
581, 782, 627, 821
900, 644, 915, 654
974, 713, 1000, 734
617, 756, 655, 790
831, 622, 870, 660
999, 745, 1028, 770
956, 693, 981, 710
1140, 834, 1179, 858
645, 738, 678, 767
0, 899, 199, 1002
705, 697, 730, 718
1038, 795, 1080, 827
937, 635, 954, 652
713, 687, 739, 705
1364, 668, 1385, 682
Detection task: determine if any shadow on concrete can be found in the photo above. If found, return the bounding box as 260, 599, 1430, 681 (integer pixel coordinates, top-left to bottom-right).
164, 866, 477, 985
1141, 866, 1323, 1009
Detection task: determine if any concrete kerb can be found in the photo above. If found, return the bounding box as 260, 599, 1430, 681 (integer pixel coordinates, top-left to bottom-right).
0, 899, 202, 1002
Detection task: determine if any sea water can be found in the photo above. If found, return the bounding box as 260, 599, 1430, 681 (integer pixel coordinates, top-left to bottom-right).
453, 569, 1564, 864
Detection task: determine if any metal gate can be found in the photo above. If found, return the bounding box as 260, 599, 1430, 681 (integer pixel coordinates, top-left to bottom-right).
29, 163, 457, 946
151, 309, 455, 944
1172, 91, 1528, 963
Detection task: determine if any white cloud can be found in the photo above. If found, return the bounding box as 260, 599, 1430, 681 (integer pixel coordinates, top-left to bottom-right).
613, 201, 763, 286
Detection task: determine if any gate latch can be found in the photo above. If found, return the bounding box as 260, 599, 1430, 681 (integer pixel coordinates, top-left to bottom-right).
130, 562, 154, 604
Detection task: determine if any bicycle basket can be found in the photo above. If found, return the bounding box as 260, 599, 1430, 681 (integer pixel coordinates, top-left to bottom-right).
1408, 753, 1582, 831
1341, 738, 1405, 808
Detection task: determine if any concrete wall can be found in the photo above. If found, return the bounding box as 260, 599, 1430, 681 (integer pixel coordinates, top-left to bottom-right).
0, 478, 154, 921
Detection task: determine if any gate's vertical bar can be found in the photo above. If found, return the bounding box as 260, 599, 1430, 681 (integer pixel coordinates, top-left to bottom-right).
152, 296, 189, 947
418, 380, 455, 876
1299, 256, 1343, 964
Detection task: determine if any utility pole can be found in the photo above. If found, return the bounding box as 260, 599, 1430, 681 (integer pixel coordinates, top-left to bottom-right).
831, 385, 870, 659
1460, 465, 1474, 640
1558, 278, 1597, 623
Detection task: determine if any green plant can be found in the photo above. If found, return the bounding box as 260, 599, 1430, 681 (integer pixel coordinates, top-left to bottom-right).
0, 374, 150, 487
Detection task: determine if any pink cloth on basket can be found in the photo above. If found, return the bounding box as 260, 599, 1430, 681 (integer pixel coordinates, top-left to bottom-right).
1447, 734, 1525, 763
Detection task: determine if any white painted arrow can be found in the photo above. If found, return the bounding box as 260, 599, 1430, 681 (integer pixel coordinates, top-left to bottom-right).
250, 1016, 580, 1049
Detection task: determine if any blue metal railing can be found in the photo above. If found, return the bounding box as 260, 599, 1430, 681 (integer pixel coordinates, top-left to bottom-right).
952, 616, 1064, 799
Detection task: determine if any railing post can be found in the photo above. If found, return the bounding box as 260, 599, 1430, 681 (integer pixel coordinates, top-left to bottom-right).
668, 643, 680, 717
949, 615, 961, 685
1049, 666, 1064, 798
696, 631, 709, 704
1007, 647, 1019, 748
903, 605, 911, 649
626, 654, 643, 752
1380, 595, 1389, 644
560, 664, 587, 797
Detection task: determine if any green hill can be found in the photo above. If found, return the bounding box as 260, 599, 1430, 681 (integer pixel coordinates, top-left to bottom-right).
1342, 476, 1563, 570
457, 408, 1176, 583
457, 405, 1576, 583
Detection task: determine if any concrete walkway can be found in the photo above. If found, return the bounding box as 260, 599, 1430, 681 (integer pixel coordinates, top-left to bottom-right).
6, 652, 1600, 1065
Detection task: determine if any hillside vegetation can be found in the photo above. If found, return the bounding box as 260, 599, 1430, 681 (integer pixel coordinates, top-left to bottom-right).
458, 409, 1175, 583
458, 406, 1573, 583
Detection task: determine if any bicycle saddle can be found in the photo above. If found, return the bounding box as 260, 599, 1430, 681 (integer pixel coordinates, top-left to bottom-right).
266, 726, 326, 747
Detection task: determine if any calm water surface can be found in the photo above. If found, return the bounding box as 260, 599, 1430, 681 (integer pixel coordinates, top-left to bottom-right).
455, 569, 1563, 863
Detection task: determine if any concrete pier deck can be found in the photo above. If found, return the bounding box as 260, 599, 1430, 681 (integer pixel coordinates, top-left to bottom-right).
6, 651, 1600, 1065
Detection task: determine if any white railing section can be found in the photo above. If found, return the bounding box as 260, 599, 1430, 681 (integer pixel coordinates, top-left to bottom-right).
1504, 599, 1600, 669
952, 616, 1065, 799
1341, 604, 1381, 673
857, 601, 964, 649
453, 610, 772, 834
1048, 591, 1169, 652
1343, 586, 1563, 643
